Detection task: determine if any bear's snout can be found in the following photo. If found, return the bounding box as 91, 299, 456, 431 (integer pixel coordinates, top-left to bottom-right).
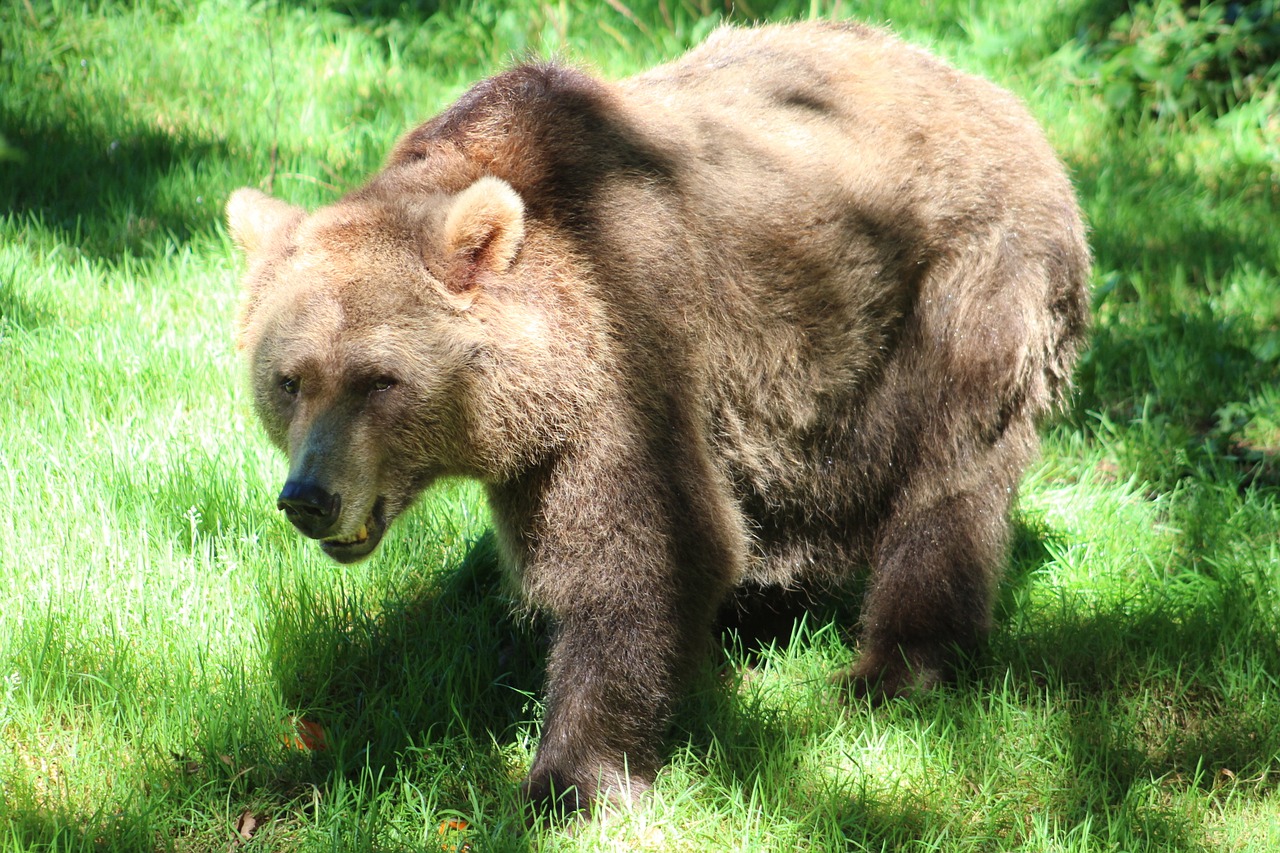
277, 480, 341, 539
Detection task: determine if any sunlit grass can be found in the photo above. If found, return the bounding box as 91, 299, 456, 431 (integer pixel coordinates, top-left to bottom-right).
2, 0, 1278, 850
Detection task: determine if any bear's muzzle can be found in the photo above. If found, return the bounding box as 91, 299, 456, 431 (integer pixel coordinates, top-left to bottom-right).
277, 480, 341, 539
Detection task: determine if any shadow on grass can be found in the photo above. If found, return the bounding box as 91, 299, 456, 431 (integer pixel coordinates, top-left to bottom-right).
0, 106, 236, 261
1062, 119, 1280, 491
991, 591, 1280, 851
989, 487, 1280, 849
255, 483, 1277, 848
688, 507, 1275, 850
256, 531, 545, 842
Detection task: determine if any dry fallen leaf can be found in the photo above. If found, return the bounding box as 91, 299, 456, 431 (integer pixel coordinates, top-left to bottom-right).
283, 716, 328, 751
233, 809, 261, 844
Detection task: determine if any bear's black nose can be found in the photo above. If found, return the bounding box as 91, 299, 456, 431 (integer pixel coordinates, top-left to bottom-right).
277, 481, 341, 538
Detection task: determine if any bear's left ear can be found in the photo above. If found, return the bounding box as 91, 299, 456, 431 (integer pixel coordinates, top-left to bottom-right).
441, 176, 525, 295
226, 188, 303, 257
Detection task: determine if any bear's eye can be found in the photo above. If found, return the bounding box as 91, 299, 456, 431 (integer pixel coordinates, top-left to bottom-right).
279, 376, 300, 396
371, 377, 397, 394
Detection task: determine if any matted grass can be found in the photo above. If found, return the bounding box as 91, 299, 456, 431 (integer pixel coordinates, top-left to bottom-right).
2, 1, 1278, 850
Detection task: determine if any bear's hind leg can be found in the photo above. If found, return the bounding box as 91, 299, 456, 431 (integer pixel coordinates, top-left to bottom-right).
835, 467, 1017, 701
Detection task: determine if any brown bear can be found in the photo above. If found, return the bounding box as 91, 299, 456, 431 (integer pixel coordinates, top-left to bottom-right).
227, 21, 1090, 815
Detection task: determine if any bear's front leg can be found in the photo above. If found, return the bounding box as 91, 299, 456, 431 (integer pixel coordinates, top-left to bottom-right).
521, 599, 691, 814
494, 440, 746, 817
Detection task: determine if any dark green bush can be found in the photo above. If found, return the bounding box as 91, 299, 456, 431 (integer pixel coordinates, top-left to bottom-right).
1090, 0, 1279, 120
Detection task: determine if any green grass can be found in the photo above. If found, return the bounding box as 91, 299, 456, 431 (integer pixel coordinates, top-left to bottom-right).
2, 0, 1278, 850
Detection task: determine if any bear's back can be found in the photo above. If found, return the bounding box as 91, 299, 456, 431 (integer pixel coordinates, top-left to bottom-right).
376, 24, 1090, 573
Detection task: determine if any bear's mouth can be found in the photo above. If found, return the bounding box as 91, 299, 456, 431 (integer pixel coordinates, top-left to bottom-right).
319, 498, 387, 564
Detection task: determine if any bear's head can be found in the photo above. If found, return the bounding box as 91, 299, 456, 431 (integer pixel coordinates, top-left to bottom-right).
227, 176, 531, 563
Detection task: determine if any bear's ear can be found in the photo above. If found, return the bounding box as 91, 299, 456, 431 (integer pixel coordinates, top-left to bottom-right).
226, 188, 303, 257
440, 176, 525, 295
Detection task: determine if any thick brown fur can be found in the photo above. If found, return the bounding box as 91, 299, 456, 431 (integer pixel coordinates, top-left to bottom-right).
228, 22, 1090, 816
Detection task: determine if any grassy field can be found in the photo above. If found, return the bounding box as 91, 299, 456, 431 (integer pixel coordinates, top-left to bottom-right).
2, 0, 1278, 850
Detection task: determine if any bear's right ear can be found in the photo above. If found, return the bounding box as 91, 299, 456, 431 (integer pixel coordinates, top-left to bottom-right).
440, 176, 525, 297
226, 188, 303, 257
